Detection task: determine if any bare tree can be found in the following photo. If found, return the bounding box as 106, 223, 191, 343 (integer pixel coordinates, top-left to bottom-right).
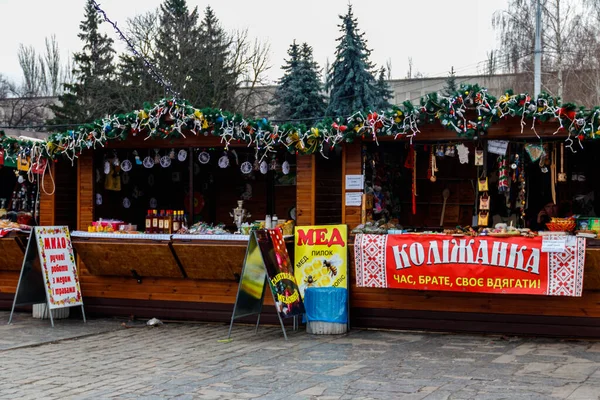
386, 59, 393, 80
17, 44, 46, 96
44, 35, 62, 96
492, 0, 584, 100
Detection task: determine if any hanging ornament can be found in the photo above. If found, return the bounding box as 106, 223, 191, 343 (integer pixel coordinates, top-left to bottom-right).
525, 144, 544, 162
121, 172, 130, 185
435, 145, 445, 157
445, 145, 456, 157
153, 149, 160, 165
96, 193, 103, 205
132, 186, 143, 199
149, 197, 157, 209
428, 147, 437, 183
282, 160, 290, 175
474, 149, 484, 166
198, 151, 210, 164
269, 156, 279, 171
456, 143, 469, 164
558, 143, 567, 182
17, 175, 25, 184
112, 153, 120, 166
143, 156, 154, 169
123, 197, 131, 209
218, 154, 229, 168
104, 160, 111, 175
511, 154, 520, 170
178, 149, 188, 162
498, 156, 509, 193
121, 159, 132, 172
95, 169, 101, 183
260, 160, 268, 174
169, 148, 176, 159
148, 174, 155, 187
240, 161, 253, 174
160, 155, 171, 168
253, 159, 260, 171
133, 150, 142, 165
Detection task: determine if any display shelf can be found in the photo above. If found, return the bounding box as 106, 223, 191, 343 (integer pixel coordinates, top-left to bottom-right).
71, 231, 172, 241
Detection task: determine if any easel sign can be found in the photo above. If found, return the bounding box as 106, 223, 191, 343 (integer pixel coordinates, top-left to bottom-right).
9, 226, 85, 327
228, 228, 304, 340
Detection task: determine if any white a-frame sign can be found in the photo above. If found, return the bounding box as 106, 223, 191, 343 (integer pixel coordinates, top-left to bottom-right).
8, 226, 85, 327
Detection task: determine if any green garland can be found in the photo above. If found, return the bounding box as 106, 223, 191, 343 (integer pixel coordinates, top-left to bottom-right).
1, 83, 598, 167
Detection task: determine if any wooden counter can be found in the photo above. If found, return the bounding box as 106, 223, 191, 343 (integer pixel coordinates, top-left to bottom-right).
0, 232, 28, 271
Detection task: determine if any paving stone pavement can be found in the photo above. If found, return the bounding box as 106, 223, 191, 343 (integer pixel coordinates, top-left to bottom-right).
1, 311, 600, 399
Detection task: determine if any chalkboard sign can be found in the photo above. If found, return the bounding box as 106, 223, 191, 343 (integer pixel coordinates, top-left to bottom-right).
9, 226, 86, 327
228, 229, 304, 340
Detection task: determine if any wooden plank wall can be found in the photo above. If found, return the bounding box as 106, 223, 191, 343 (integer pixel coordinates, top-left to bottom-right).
296, 154, 315, 225
342, 142, 362, 228
39, 163, 56, 226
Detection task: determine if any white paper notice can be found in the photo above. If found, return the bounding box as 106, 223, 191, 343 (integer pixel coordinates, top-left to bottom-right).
345, 192, 362, 207
488, 140, 509, 156
345, 175, 364, 190
541, 237, 567, 253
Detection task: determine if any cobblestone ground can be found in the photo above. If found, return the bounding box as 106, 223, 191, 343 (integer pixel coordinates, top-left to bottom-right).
1, 311, 600, 399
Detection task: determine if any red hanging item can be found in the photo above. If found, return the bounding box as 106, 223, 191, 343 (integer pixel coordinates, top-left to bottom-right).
404, 146, 417, 215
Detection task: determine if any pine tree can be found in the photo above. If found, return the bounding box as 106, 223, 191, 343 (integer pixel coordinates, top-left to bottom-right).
197, 6, 237, 110
50, 0, 117, 126
295, 43, 326, 122
273, 42, 326, 124
442, 66, 457, 97
374, 66, 393, 110
272, 41, 301, 121
326, 4, 378, 116
155, 0, 201, 103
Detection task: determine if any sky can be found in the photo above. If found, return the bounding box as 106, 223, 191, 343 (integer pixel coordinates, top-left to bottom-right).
0, 0, 509, 86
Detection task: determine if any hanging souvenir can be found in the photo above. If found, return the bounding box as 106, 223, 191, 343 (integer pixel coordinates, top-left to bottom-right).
435, 145, 445, 157
428, 147, 437, 182
96, 193, 103, 205
498, 156, 510, 192
511, 154, 520, 170
282, 160, 290, 175
121, 159, 132, 172
178, 149, 188, 162
478, 178, 489, 192
478, 211, 489, 226
104, 165, 121, 192
260, 160, 268, 174
445, 145, 456, 157
558, 143, 567, 182
269, 156, 279, 171
153, 149, 160, 165
525, 144, 543, 162
474, 149, 484, 166
198, 151, 210, 164
123, 197, 131, 209
253, 159, 260, 171
218, 154, 230, 168
104, 160, 111, 175
112, 151, 120, 167
32, 158, 47, 175
456, 143, 469, 164
143, 156, 154, 169
148, 174, 155, 187
169, 148, 176, 159
149, 197, 157, 209
133, 150, 142, 165
132, 186, 143, 199
121, 172, 130, 185
240, 161, 253, 174
96, 169, 101, 183
160, 156, 171, 168
479, 193, 490, 210
17, 175, 25, 184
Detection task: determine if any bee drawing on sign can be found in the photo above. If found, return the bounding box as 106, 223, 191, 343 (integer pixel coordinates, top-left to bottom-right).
323, 260, 338, 277
304, 275, 319, 287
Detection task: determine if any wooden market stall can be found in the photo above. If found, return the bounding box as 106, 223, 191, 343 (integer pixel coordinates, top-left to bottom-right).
2, 89, 600, 337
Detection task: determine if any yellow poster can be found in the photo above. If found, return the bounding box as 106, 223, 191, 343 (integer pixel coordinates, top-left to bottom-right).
294, 225, 348, 298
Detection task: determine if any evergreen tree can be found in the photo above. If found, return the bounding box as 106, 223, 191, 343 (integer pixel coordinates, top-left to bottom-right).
155, 0, 201, 103
442, 66, 457, 97
326, 4, 378, 116
50, 0, 117, 125
295, 43, 326, 122
197, 6, 237, 110
273, 42, 326, 124
374, 66, 393, 110
272, 41, 301, 120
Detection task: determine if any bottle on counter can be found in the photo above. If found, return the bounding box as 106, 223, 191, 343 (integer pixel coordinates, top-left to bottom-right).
164, 210, 172, 234
265, 215, 272, 229
151, 210, 158, 233
145, 209, 152, 233
172, 210, 181, 233
158, 210, 165, 233
272, 214, 278, 228
182, 211, 188, 229
0, 199, 6, 219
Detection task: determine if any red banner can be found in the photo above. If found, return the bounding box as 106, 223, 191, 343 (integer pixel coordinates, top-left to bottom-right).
385, 235, 550, 294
